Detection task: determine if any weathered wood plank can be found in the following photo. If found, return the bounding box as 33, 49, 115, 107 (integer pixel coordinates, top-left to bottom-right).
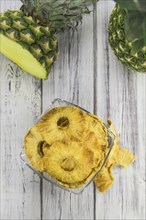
95, 1, 146, 220
42, 7, 95, 220
0, 1, 41, 219
0, 1, 145, 220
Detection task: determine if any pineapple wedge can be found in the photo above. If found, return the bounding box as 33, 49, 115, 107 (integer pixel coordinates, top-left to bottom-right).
0, 0, 96, 79
0, 10, 58, 79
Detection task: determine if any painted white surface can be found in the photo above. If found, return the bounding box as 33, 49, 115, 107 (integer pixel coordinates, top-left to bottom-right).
0, 0, 145, 220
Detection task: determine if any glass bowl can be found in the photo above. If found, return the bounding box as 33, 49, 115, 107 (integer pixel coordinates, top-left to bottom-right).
20, 98, 115, 194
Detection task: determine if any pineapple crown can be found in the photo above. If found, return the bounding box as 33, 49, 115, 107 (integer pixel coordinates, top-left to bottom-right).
20, 0, 98, 33
114, 0, 146, 54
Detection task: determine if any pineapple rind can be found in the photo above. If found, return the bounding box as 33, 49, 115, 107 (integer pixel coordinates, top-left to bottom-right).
109, 5, 146, 73
0, 10, 58, 78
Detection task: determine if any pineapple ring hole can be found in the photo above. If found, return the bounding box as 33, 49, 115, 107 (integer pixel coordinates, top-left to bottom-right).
61, 156, 76, 171
57, 117, 69, 128
37, 141, 50, 157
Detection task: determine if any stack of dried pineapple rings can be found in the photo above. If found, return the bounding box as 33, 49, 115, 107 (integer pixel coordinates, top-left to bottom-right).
24, 106, 136, 191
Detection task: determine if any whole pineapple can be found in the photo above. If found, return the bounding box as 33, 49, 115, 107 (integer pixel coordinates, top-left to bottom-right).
0, 0, 97, 79
109, 0, 146, 73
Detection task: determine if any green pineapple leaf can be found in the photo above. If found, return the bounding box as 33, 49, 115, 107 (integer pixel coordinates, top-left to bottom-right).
114, 0, 146, 12
91, 0, 99, 3
124, 11, 146, 41
20, 0, 98, 32
131, 39, 144, 55
124, 10, 146, 53
114, 0, 146, 53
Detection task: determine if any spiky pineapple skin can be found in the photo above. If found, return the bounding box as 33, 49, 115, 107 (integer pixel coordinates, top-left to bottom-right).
109, 5, 146, 73
0, 10, 58, 78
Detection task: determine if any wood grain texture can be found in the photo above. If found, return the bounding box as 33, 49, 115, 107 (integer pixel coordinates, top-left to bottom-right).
0, 1, 41, 220
0, 0, 146, 220
95, 1, 146, 220
42, 5, 95, 219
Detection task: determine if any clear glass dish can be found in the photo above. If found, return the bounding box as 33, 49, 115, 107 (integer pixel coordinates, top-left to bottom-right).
20, 98, 115, 195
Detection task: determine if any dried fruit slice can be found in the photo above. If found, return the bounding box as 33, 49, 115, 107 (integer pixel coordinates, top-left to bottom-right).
24, 126, 50, 171
94, 120, 136, 192
84, 113, 108, 150
94, 166, 114, 193
106, 120, 136, 168
36, 106, 87, 144
82, 132, 105, 167
43, 141, 93, 184
116, 148, 136, 168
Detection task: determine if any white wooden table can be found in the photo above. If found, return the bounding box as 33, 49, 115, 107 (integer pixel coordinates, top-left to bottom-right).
0, 1, 146, 219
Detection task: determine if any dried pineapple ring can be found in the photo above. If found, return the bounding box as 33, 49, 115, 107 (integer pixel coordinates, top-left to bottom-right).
36, 106, 87, 144
24, 126, 50, 171
43, 141, 94, 184
84, 113, 108, 149
43, 132, 106, 189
